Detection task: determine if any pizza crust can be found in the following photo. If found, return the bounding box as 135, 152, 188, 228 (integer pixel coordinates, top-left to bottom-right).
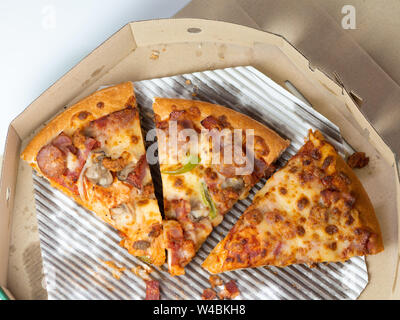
311, 131, 383, 253
153, 98, 290, 166
335, 152, 384, 253
21, 82, 136, 165
201, 238, 229, 274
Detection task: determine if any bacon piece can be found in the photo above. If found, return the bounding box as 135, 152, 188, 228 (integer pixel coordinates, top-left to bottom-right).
168, 110, 195, 131
215, 163, 236, 178
84, 136, 99, 151
156, 120, 168, 131
201, 115, 221, 130
352, 228, 375, 254
169, 239, 195, 269
169, 110, 186, 121
172, 199, 192, 221
145, 280, 160, 300
37, 145, 66, 178
225, 280, 239, 298
253, 157, 267, 178
126, 155, 147, 189
165, 220, 184, 239
52, 133, 77, 155
215, 144, 255, 178
347, 152, 369, 169
76, 137, 99, 169
209, 275, 223, 288
202, 288, 217, 300
178, 119, 194, 130
163, 220, 196, 275
254, 135, 270, 157
218, 280, 240, 300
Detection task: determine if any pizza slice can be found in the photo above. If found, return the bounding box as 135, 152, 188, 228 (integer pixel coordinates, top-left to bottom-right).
153, 98, 290, 275
202, 130, 384, 274
21, 82, 165, 266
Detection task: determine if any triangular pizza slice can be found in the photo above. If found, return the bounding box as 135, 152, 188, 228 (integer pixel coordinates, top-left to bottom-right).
153, 98, 290, 275
202, 130, 384, 274
21, 82, 165, 266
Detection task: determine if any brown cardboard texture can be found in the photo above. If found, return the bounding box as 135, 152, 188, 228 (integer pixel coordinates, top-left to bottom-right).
1, 19, 399, 300
176, 0, 400, 157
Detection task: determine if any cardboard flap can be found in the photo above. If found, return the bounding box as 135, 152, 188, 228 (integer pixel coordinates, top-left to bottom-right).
0, 126, 20, 286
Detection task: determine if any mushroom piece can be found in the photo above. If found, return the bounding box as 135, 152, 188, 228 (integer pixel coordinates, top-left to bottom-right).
189, 199, 208, 221
92, 150, 107, 162
110, 203, 135, 227
221, 177, 244, 192
132, 240, 151, 251
190, 209, 209, 221
85, 161, 113, 188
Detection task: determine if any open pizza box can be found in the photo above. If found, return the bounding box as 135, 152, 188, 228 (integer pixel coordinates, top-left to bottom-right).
1, 19, 399, 300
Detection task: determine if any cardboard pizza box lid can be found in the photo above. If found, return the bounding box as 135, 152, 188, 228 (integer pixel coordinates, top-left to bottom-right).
1, 18, 399, 299
176, 0, 400, 157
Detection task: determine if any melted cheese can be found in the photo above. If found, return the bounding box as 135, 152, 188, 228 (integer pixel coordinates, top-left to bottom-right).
161, 170, 202, 201
66, 152, 79, 172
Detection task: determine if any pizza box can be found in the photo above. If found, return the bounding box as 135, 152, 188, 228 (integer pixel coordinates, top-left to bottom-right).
1, 19, 399, 300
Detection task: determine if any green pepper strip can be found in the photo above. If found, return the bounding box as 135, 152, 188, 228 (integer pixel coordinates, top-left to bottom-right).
161, 154, 200, 175
200, 182, 217, 219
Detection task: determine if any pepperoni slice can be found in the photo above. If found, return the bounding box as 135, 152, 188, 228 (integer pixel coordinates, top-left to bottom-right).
37, 145, 66, 178
145, 280, 160, 300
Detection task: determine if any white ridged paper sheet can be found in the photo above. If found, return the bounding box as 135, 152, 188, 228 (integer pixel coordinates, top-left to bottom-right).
33, 66, 367, 300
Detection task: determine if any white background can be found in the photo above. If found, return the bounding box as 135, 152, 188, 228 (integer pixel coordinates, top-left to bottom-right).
0, 0, 190, 153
